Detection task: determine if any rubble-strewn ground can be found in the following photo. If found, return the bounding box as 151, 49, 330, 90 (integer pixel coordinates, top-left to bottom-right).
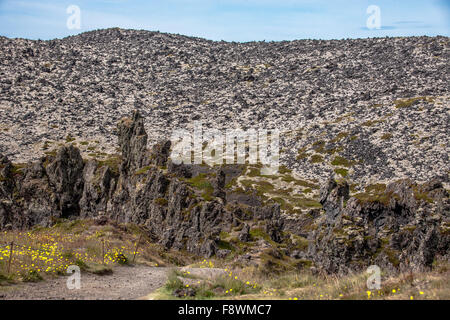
0, 29, 448, 188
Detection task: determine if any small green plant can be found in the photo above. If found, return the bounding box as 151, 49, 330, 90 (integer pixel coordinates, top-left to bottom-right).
135, 166, 152, 175
394, 97, 433, 108
75, 259, 89, 271
165, 269, 184, 291
21, 269, 43, 282
65, 134, 75, 143
116, 254, 129, 265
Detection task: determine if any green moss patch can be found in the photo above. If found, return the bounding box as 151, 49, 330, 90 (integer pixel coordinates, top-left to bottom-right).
331, 156, 356, 168
334, 168, 349, 177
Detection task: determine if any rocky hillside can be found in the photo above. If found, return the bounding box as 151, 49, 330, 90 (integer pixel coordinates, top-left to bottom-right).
0, 111, 448, 275
0, 29, 449, 189
0, 29, 449, 276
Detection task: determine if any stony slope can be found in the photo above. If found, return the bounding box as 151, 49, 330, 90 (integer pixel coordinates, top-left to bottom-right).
0, 29, 449, 188
1, 111, 448, 275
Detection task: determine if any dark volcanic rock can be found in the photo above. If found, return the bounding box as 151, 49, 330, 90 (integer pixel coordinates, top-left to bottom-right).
309, 178, 450, 274
45, 145, 85, 218
117, 110, 148, 173
0, 110, 447, 271
239, 224, 251, 242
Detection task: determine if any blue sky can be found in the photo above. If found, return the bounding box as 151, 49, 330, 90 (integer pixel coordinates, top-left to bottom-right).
0, 0, 448, 41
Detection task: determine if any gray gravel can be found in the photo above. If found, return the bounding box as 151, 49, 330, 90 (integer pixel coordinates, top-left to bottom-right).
0, 265, 170, 300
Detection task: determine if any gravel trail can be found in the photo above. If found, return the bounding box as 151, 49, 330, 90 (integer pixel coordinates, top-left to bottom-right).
0, 265, 170, 300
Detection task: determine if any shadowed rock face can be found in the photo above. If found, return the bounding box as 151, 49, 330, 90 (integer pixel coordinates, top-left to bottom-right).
0, 111, 447, 273
46, 145, 85, 218
118, 110, 149, 173
309, 179, 449, 274
0, 111, 282, 258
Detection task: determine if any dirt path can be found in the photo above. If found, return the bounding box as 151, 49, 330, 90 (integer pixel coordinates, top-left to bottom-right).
0, 265, 170, 300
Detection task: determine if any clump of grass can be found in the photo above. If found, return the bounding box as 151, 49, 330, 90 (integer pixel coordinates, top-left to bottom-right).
21, 269, 43, 282
165, 269, 184, 291
0, 271, 15, 285
330, 132, 349, 143
97, 154, 122, 174
89, 263, 113, 275
334, 168, 349, 177
211, 275, 261, 296
362, 119, 383, 127
185, 173, 214, 201
381, 133, 393, 140
296, 149, 309, 161
75, 259, 89, 271
65, 134, 75, 143
354, 183, 396, 205
312, 140, 326, 153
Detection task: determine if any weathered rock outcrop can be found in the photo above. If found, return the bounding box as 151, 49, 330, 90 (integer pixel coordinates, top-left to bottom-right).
0, 111, 283, 258
308, 178, 450, 274
117, 110, 149, 173
0, 111, 447, 271
45, 145, 85, 218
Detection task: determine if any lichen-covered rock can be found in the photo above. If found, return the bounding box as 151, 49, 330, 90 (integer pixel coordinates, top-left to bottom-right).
0, 154, 14, 199
239, 224, 251, 242
167, 160, 192, 178
319, 178, 349, 224
212, 168, 226, 201
79, 160, 116, 217
149, 140, 171, 167
117, 110, 148, 173
45, 145, 85, 218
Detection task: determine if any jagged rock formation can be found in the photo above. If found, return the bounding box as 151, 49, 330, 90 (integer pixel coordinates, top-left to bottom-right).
0, 112, 283, 258
308, 179, 449, 274
0, 111, 448, 273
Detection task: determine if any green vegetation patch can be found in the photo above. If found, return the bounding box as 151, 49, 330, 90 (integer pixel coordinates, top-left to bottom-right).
97, 154, 122, 175
331, 132, 349, 143
331, 156, 356, 168
394, 97, 434, 109
334, 168, 349, 178
362, 119, 384, 127
135, 166, 152, 175
296, 147, 309, 161
354, 183, 398, 206
310, 154, 324, 164
185, 173, 215, 201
